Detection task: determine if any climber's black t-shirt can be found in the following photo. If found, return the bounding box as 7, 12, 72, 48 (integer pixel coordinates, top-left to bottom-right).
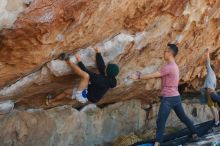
77, 53, 117, 103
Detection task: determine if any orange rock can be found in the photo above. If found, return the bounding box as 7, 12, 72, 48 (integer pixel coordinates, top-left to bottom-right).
0, 0, 219, 108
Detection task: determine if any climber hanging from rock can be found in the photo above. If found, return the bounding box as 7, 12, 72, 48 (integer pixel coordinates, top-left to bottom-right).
130, 43, 201, 146
201, 48, 220, 126
46, 47, 119, 105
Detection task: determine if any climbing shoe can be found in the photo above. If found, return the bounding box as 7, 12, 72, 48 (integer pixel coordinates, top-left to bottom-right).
59, 53, 70, 61
46, 93, 53, 106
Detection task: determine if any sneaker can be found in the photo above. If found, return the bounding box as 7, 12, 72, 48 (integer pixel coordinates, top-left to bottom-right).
215, 121, 220, 127
189, 134, 202, 142
75, 91, 88, 104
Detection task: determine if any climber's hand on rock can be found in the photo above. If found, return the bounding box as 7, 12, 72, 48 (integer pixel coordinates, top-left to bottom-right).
205, 48, 209, 52
205, 48, 210, 54
75, 54, 81, 62
205, 48, 210, 58
94, 47, 100, 53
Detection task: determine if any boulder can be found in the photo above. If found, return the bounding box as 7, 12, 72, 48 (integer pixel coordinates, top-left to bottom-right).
0, 99, 215, 146
0, 100, 146, 146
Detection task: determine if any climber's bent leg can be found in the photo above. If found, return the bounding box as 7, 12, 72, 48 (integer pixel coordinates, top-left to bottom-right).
50, 89, 72, 103
66, 60, 89, 103
67, 60, 89, 91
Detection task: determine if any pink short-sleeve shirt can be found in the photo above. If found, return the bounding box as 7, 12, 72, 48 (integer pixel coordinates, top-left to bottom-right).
160, 61, 180, 97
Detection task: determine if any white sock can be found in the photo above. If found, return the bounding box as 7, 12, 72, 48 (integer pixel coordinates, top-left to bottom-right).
76, 90, 82, 94
215, 121, 219, 125
75, 90, 88, 103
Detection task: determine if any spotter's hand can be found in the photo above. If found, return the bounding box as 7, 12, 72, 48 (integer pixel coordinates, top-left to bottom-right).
130, 73, 139, 80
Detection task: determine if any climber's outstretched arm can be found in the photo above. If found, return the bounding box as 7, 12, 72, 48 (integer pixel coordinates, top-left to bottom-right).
66, 57, 89, 91
205, 48, 214, 74
94, 47, 106, 75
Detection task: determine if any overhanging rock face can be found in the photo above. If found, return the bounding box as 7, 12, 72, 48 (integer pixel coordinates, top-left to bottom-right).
0, 0, 220, 108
